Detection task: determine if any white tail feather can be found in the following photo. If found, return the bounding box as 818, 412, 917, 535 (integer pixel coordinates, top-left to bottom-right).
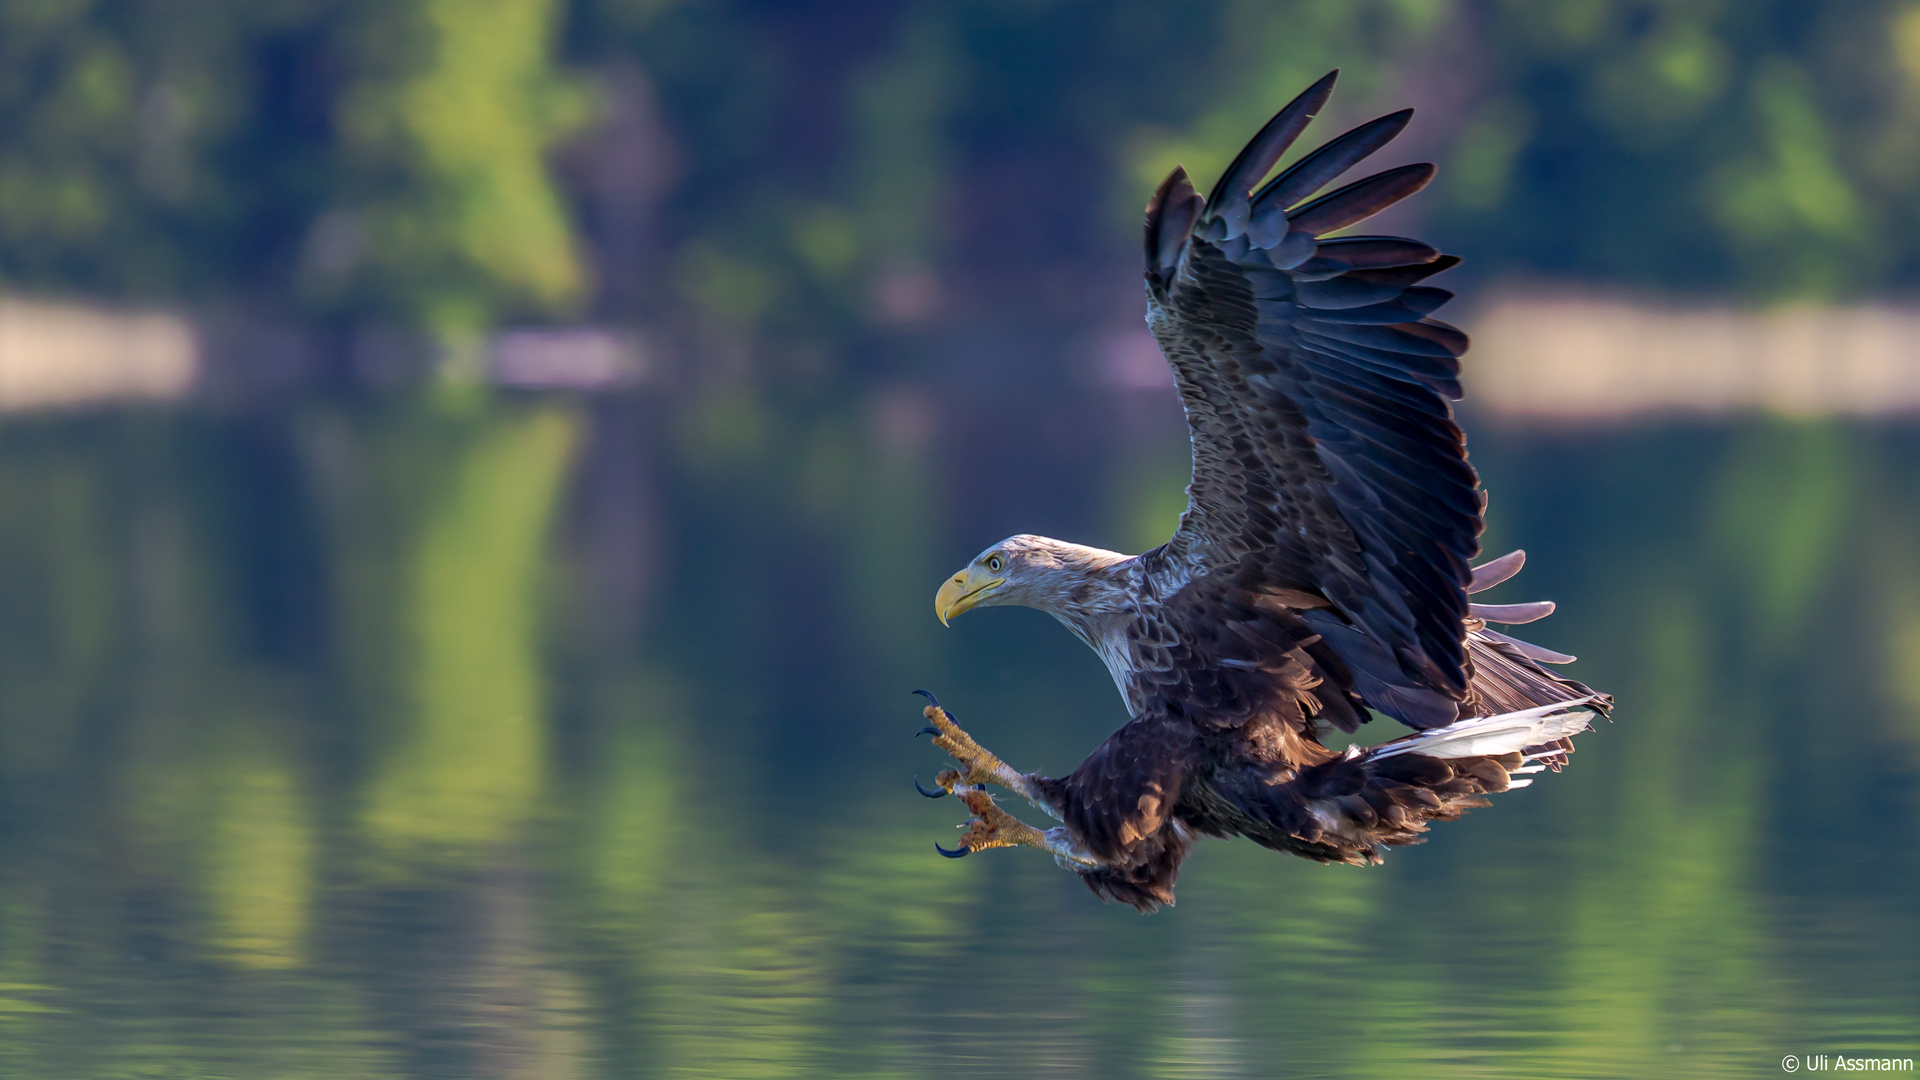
1364, 696, 1604, 762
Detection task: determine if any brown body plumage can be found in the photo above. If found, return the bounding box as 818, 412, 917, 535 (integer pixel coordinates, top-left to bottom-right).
923, 72, 1610, 912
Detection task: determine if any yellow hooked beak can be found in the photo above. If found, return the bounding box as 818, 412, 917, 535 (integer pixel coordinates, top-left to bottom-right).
935, 567, 1005, 626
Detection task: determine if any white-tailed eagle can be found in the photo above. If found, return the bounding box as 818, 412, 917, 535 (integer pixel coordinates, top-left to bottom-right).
916, 71, 1609, 912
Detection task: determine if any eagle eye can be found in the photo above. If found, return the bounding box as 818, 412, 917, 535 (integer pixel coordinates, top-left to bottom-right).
986, 554, 1006, 573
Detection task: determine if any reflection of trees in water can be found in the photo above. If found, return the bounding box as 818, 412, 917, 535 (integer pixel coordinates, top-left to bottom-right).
314, 403, 581, 858
0, 407, 1912, 1074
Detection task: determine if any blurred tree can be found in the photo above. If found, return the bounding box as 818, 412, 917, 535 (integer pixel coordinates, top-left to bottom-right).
1439, 0, 1920, 298
0, 0, 324, 299
0, 0, 590, 340
325, 0, 591, 338
4, 0, 1920, 347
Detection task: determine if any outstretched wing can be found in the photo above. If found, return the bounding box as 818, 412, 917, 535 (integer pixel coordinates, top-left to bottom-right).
1143, 70, 1480, 728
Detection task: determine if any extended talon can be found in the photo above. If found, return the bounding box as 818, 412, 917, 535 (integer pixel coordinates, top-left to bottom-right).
923, 775, 1094, 868
914, 726, 939, 738
911, 689, 941, 708
913, 776, 947, 798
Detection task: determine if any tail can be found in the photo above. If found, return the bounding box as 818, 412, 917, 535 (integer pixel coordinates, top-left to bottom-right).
1461, 550, 1609, 767
1280, 696, 1607, 865
1365, 697, 1603, 778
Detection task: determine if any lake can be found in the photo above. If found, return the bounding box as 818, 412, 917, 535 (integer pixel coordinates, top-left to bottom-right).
0, 391, 1911, 1078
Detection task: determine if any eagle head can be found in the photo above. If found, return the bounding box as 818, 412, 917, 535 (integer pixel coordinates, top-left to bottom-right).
935, 535, 1130, 626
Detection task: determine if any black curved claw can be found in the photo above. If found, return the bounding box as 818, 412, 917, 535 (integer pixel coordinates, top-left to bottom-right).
914, 776, 947, 799
914, 725, 939, 738
911, 689, 941, 708
934, 841, 970, 858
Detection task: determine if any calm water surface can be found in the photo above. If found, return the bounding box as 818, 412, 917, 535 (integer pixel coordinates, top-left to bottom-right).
0, 395, 1912, 1078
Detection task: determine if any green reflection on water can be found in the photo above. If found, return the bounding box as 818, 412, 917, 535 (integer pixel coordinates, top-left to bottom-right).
0, 404, 1910, 1078
356, 404, 579, 858
1713, 419, 1854, 636
1542, 593, 1774, 1077
197, 721, 318, 970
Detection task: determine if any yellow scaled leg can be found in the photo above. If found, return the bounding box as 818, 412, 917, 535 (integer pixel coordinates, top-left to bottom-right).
947, 786, 1053, 854
912, 692, 1101, 869
922, 700, 1029, 793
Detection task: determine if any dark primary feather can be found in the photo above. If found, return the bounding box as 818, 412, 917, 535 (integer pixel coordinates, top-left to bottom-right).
1471, 600, 1555, 624
1253, 109, 1412, 212
1202, 70, 1337, 240
1296, 237, 1441, 275
1142, 68, 1481, 723
1145, 168, 1206, 285
1284, 163, 1437, 237
1468, 549, 1526, 592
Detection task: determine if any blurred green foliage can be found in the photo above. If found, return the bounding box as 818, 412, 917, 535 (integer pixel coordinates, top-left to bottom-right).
1444, 0, 1920, 296
331, 0, 590, 333
6, 0, 1920, 338
0, 0, 588, 333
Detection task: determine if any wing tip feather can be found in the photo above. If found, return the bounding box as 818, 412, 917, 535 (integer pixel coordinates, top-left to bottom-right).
1145, 167, 1204, 285
1203, 69, 1342, 215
